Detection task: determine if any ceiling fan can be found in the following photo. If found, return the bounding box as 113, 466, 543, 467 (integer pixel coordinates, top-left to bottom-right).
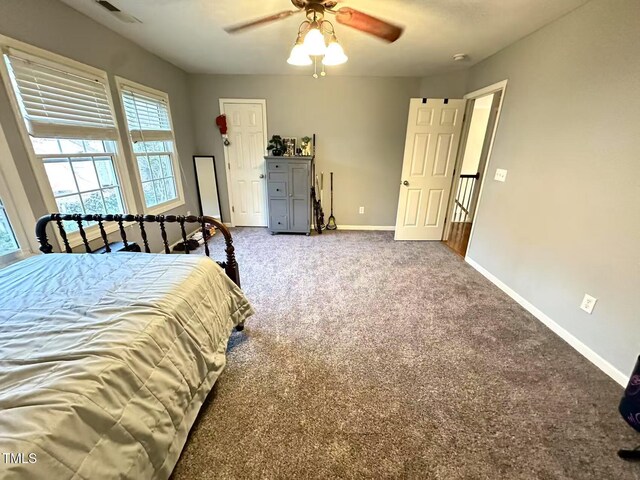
225, 0, 403, 43
225, 0, 403, 76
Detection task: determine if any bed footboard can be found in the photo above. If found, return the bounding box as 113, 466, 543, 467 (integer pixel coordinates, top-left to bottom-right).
35, 213, 241, 288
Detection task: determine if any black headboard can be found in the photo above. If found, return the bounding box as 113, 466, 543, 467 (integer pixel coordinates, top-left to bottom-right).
35, 213, 240, 287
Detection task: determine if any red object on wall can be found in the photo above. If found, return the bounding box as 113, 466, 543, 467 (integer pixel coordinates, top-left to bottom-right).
215, 114, 228, 135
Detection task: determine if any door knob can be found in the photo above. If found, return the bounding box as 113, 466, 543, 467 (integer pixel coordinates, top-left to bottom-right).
259, 174, 265, 178
403, 180, 409, 186
289, 193, 293, 197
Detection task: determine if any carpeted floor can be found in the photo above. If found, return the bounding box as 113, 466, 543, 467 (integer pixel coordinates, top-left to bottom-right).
172, 228, 639, 480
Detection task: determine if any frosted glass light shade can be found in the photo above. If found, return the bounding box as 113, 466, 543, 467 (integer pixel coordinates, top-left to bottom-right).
322, 41, 348, 66
287, 44, 312, 66
303, 27, 326, 56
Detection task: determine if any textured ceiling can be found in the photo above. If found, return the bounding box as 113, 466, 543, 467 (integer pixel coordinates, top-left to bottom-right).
59, 0, 589, 76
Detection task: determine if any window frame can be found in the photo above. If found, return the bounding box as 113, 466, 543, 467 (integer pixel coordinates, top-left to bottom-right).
0, 34, 136, 249
0, 118, 37, 267
115, 77, 185, 215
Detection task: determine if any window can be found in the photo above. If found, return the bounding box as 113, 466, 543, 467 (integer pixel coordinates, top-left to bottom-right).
0, 197, 19, 257
2, 47, 130, 234
32, 138, 124, 231
119, 80, 182, 211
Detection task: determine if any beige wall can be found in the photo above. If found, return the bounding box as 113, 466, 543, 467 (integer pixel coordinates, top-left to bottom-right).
188, 74, 420, 226
464, 0, 640, 377
0, 0, 199, 252
419, 70, 469, 99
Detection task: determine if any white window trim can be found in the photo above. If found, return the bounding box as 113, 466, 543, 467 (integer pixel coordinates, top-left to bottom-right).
0, 34, 137, 249
115, 76, 185, 215
0, 120, 36, 267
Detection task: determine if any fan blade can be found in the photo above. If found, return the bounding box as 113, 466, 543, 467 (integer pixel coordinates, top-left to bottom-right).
334, 7, 403, 43
225, 10, 302, 34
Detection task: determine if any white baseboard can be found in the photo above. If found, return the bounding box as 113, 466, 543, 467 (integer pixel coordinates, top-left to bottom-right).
337, 225, 395, 231
465, 256, 628, 387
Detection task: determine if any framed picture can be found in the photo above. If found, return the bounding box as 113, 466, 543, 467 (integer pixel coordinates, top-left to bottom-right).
282, 137, 296, 156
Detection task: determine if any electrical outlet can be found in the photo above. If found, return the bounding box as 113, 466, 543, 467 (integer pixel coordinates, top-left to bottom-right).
187, 210, 191, 216
494, 168, 508, 182
580, 294, 597, 314
359, 206, 365, 214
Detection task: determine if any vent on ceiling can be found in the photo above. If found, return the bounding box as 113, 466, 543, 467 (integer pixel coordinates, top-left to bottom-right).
96, 1, 142, 24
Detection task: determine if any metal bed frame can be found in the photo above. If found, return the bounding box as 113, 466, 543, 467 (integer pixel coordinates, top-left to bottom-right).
35, 212, 241, 294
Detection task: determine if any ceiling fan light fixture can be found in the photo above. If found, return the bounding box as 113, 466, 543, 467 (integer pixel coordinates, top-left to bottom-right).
303, 26, 327, 56
322, 38, 348, 66
287, 42, 312, 66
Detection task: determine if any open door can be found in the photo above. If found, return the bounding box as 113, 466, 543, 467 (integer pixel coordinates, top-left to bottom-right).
394, 98, 466, 240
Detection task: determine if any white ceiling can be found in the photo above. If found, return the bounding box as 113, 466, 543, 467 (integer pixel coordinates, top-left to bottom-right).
59, 0, 589, 76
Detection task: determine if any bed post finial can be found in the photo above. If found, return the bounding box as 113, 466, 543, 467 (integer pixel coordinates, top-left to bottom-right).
35, 214, 56, 254
201, 216, 240, 287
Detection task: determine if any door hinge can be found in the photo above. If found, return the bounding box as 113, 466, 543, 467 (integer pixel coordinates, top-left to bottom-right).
228, 163, 230, 170
232, 206, 235, 213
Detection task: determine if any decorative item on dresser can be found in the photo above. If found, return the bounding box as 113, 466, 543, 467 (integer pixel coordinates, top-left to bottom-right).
282, 137, 297, 156
265, 155, 313, 235
267, 135, 285, 156
300, 136, 313, 156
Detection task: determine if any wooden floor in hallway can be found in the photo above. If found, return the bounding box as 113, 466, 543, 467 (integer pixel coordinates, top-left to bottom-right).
444, 221, 473, 256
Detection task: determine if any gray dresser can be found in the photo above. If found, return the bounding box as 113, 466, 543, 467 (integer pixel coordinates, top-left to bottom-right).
265, 155, 312, 235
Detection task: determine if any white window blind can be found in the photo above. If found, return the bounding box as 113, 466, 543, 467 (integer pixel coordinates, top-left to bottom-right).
121, 87, 173, 143
4, 50, 118, 140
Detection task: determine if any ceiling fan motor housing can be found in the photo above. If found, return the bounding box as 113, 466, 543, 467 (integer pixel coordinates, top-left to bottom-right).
291, 0, 338, 10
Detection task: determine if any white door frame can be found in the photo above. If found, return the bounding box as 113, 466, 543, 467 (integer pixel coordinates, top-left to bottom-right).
218, 98, 268, 227
461, 80, 508, 258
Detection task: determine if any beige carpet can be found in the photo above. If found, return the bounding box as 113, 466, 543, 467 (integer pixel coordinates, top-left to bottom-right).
171, 228, 639, 479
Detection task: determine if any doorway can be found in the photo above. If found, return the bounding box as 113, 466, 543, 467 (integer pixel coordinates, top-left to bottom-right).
444, 83, 506, 256
394, 98, 467, 240
219, 99, 268, 227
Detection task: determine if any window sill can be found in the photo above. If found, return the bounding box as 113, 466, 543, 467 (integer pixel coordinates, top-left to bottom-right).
0, 249, 33, 269
145, 198, 186, 216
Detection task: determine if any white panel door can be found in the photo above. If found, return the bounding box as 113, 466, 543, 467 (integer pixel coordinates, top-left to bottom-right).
395, 98, 466, 240
221, 101, 267, 226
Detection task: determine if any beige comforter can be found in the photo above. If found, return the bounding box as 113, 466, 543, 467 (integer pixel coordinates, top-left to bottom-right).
0, 253, 253, 479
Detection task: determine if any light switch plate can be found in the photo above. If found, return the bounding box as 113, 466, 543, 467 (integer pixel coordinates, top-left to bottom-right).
580, 294, 597, 314
359, 206, 365, 214
494, 168, 508, 182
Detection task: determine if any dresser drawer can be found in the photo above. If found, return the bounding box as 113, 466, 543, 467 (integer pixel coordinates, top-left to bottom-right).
267, 171, 287, 182
269, 198, 289, 231
271, 215, 288, 231
269, 198, 288, 216
267, 161, 287, 171
268, 182, 287, 198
